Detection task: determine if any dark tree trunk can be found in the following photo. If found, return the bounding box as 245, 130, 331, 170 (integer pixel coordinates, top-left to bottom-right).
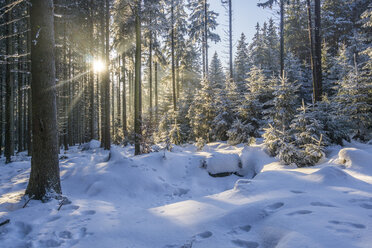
89, 0, 95, 140
280, 0, 284, 77
103, 0, 111, 150
18, 32, 24, 152
306, 0, 318, 103
26, 0, 61, 200
228, 0, 233, 79
204, 0, 208, 77
5, 0, 14, 163
26, 5, 32, 156
154, 61, 158, 123
122, 54, 127, 141
171, 0, 177, 111
149, 35, 153, 119
314, 0, 322, 101
134, 2, 142, 155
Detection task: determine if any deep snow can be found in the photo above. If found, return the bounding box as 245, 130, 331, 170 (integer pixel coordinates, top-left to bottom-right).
0, 140, 372, 248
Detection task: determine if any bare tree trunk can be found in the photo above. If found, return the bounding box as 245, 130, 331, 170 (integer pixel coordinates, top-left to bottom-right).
103, 0, 111, 150
89, 0, 95, 140
100, 0, 105, 147
228, 0, 233, 79
154, 61, 158, 123
5, 0, 14, 163
149, 35, 153, 119
26, 5, 32, 156
122, 54, 127, 141
26, 0, 61, 200
18, 32, 23, 152
171, 0, 177, 111
134, 2, 142, 155
280, 0, 284, 77
306, 0, 318, 103
204, 0, 208, 77
314, 0, 322, 101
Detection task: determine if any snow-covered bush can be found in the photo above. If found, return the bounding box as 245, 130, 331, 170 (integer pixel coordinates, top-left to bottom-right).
227, 119, 256, 146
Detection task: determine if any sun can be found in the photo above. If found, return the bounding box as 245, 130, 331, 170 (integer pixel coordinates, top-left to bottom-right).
93, 59, 105, 73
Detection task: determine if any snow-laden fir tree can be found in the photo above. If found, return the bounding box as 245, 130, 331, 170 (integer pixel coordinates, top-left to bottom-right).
187, 78, 216, 144
209, 51, 225, 90
234, 33, 250, 85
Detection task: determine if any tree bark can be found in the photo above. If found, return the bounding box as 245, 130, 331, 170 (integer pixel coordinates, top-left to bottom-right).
134, 2, 142, 155
280, 0, 284, 77
171, 0, 177, 111
306, 0, 318, 103
26, 0, 61, 200
228, 0, 233, 79
5, 0, 14, 163
314, 0, 322, 101
204, 0, 209, 77
122, 54, 127, 141
104, 0, 111, 150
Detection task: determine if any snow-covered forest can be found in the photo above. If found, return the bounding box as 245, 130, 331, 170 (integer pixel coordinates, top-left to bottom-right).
0, 0, 371, 247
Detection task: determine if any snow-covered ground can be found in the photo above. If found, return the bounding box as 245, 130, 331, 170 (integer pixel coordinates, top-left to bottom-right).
1, 140, 372, 248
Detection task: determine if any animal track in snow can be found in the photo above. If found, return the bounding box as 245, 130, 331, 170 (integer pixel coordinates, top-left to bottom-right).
310, 202, 336, 208
328, 220, 366, 229
287, 210, 312, 216
231, 239, 259, 248
239, 225, 252, 232
196, 231, 213, 239
290, 190, 305, 194
82, 210, 96, 215
264, 202, 284, 214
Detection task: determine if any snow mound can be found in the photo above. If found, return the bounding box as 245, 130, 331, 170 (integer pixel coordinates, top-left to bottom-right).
338, 148, 372, 173
204, 153, 241, 176
81, 140, 101, 151
239, 146, 275, 178
306, 166, 359, 186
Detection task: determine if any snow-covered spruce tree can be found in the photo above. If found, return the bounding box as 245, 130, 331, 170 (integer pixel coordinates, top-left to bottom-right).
335, 60, 372, 141
289, 101, 327, 167
212, 81, 234, 141
227, 119, 256, 145
209, 51, 225, 90
187, 78, 216, 144
263, 75, 299, 162
266, 75, 299, 130
234, 33, 250, 86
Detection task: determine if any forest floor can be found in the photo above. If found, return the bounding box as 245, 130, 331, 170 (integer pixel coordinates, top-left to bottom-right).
0, 140, 372, 248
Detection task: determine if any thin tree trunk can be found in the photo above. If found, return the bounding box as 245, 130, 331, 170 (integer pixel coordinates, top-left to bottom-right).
204, 0, 208, 77
26, 0, 61, 200
171, 0, 177, 111
5, 0, 15, 163
89, 0, 95, 140
306, 0, 318, 103
280, 0, 284, 77
314, 0, 322, 101
26, 5, 32, 156
134, 2, 142, 155
149, 35, 153, 120
122, 54, 127, 141
228, 0, 233, 79
154, 61, 158, 123
100, 0, 105, 147
104, 0, 111, 150
18, 32, 23, 152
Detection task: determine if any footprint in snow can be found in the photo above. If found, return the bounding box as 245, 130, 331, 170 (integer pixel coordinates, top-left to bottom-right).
47, 216, 61, 223
325, 225, 352, 233
231, 239, 259, 248
310, 202, 336, 208
264, 202, 284, 213
328, 220, 366, 229
239, 225, 252, 232
59, 231, 72, 239
286, 210, 312, 216
290, 190, 305, 194
82, 210, 96, 215
359, 203, 372, 209
196, 231, 213, 239
39, 239, 62, 247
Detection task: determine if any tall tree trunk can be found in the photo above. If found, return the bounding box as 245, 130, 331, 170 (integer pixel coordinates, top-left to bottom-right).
18, 32, 23, 152
104, 0, 111, 150
26, 6, 32, 156
314, 0, 322, 102
100, 0, 106, 147
306, 0, 318, 103
122, 54, 127, 141
204, 0, 209, 77
26, 0, 61, 200
171, 0, 177, 111
149, 35, 153, 120
228, 0, 233, 79
280, 0, 284, 77
154, 61, 158, 123
117, 57, 121, 127
5, 0, 14, 163
63, 22, 69, 151
134, 2, 142, 155
89, 0, 95, 140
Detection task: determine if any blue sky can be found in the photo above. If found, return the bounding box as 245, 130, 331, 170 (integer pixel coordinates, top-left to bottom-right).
209, 0, 275, 67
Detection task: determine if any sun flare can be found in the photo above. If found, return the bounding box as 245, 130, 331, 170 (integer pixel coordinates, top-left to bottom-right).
93, 59, 105, 73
